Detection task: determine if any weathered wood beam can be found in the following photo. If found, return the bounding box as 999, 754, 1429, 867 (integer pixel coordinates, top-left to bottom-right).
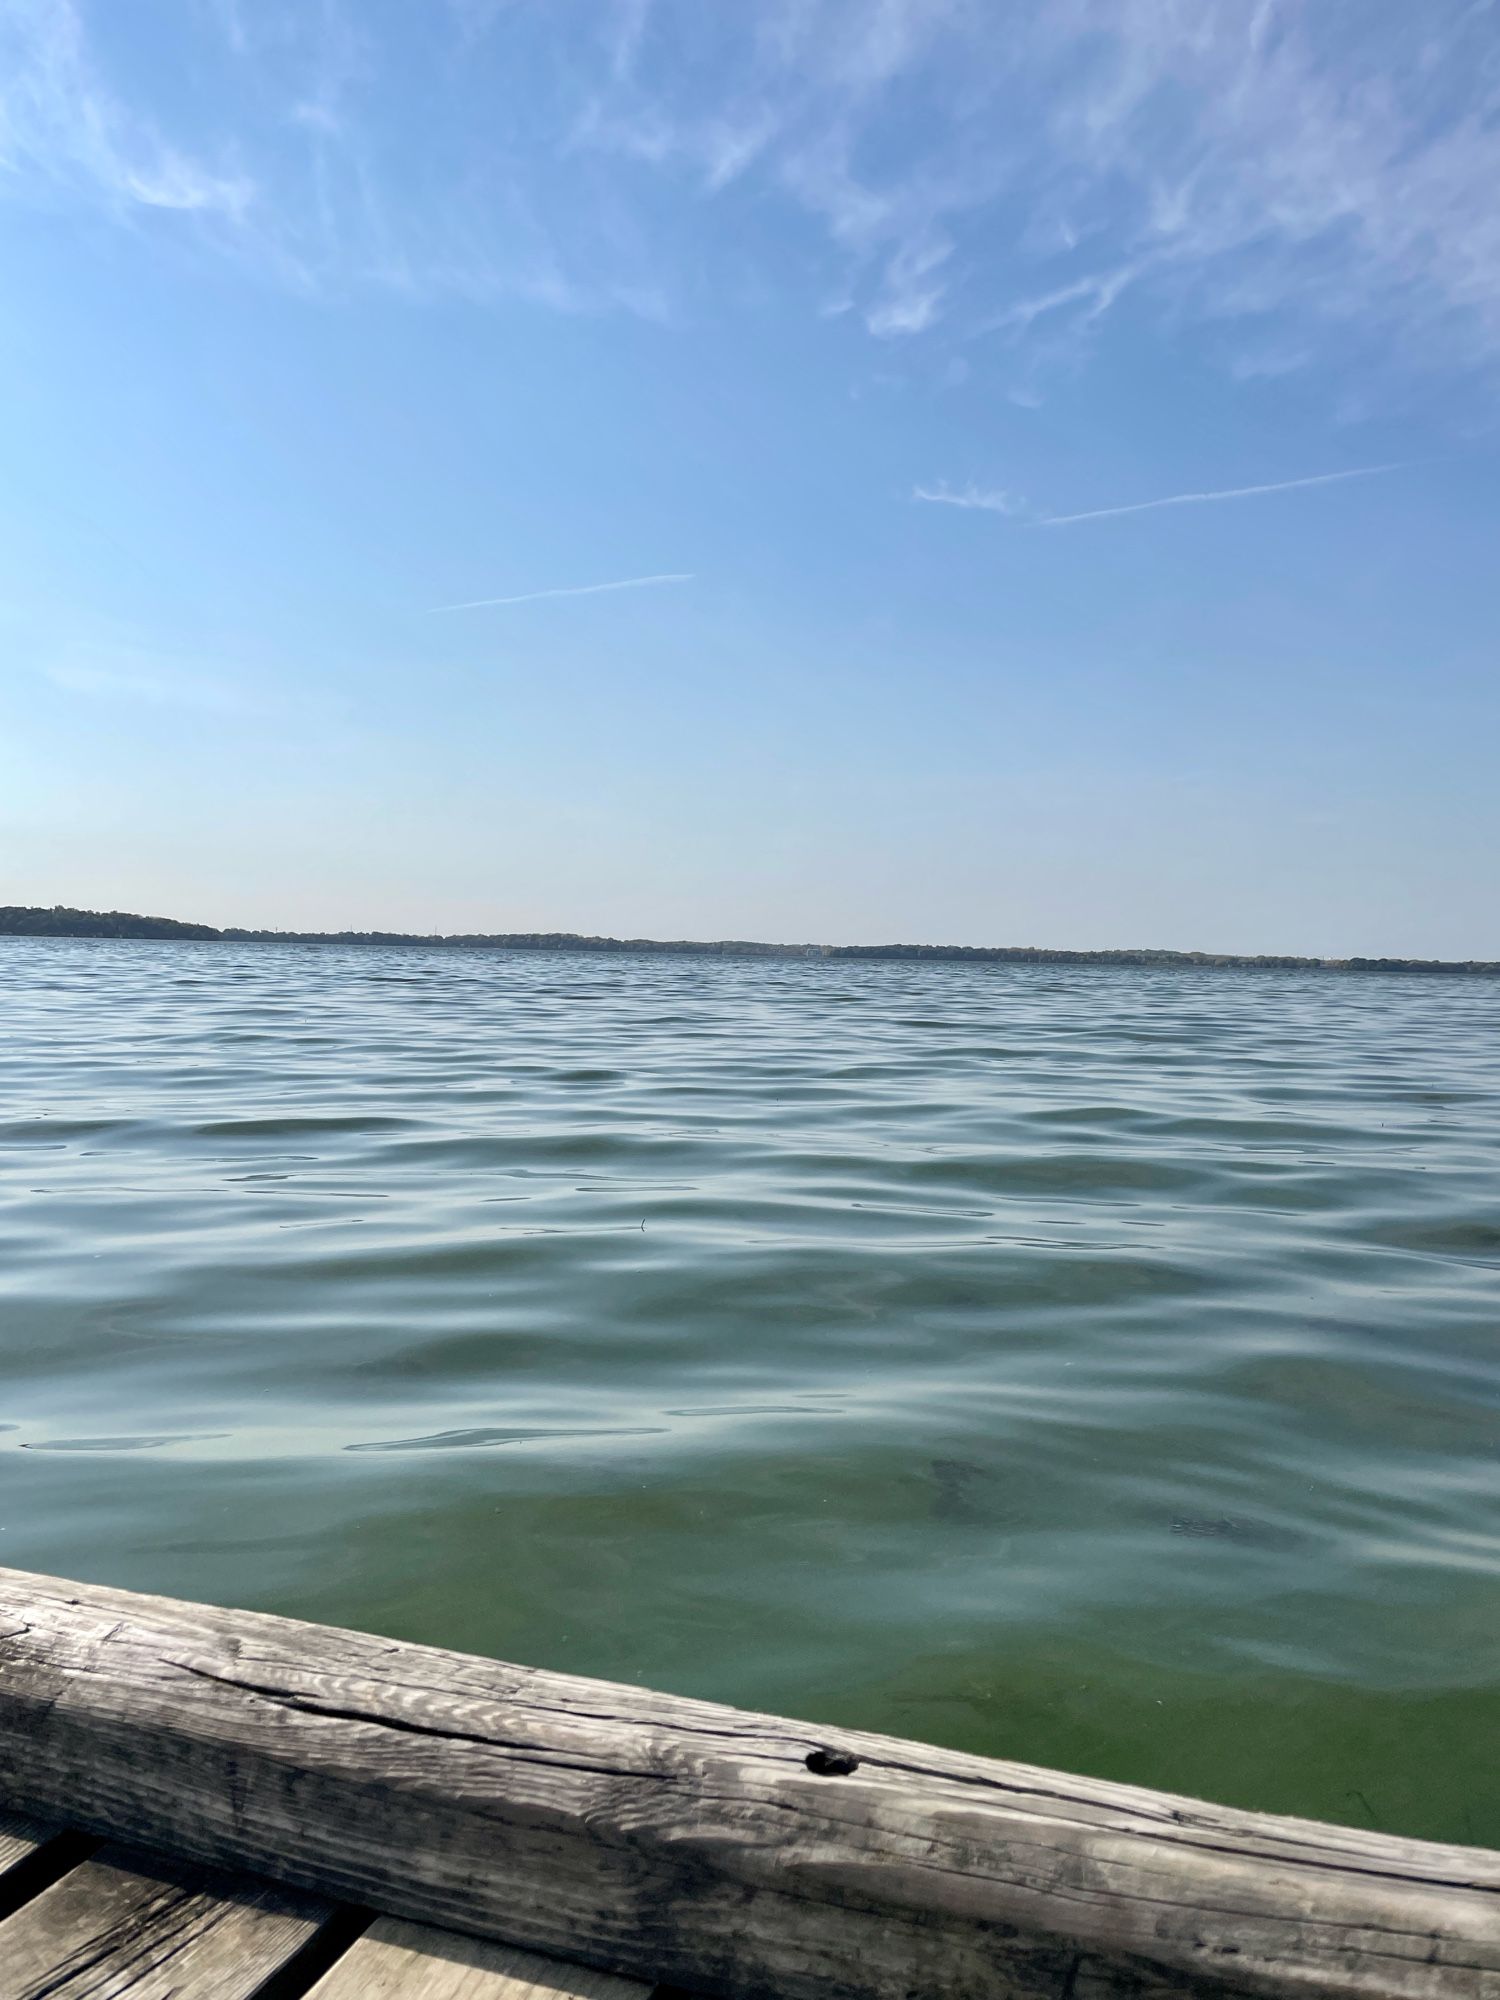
0, 1569, 1495, 2000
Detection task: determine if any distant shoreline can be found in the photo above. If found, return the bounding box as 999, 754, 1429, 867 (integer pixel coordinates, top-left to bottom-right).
3, 904, 1496, 975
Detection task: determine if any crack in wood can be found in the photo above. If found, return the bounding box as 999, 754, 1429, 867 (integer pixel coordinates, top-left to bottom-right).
167, 1661, 683, 1783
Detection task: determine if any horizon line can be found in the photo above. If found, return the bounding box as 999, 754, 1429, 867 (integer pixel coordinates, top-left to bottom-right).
2, 905, 1494, 971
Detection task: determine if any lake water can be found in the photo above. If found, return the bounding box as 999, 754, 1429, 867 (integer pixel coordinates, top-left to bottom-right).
2, 939, 1497, 1844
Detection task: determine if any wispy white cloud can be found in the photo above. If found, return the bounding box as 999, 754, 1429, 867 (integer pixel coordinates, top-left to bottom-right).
866, 232, 952, 337
445, 0, 516, 48
565, 0, 1500, 376
0, 0, 253, 220
1038, 463, 1409, 528
1230, 344, 1313, 383
913, 482, 1026, 516
4, 0, 1500, 387
46, 661, 253, 713
431, 572, 694, 612
35, 632, 352, 728
990, 262, 1146, 336
40, 649, 336, 723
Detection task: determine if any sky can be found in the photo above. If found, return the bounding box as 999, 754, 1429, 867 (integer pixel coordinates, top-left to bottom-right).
1, 0, 1497, 956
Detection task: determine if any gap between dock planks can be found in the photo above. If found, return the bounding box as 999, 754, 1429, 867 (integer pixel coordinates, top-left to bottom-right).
0, 1844, 332, 2000
0, 1826, 673, 2000
0, 1568, 1497, 2000
0, 1812, 47, 1882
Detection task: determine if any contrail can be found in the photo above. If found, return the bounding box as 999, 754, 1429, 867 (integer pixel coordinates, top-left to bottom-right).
432, 573, 693, 611
1040, 463, 1406, 527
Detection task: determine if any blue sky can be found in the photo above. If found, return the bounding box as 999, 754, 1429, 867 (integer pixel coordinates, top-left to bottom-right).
1, 0, 1496, 954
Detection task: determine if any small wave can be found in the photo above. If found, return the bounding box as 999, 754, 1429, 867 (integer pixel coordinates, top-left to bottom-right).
0, 1117, 126, 1143
346, 1425, 668, 1452
190, 1115, 413, 1138
19, 1432, 229, 1452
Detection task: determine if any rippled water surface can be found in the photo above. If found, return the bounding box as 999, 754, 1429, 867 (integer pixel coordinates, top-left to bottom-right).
3, 940, 1498, 1841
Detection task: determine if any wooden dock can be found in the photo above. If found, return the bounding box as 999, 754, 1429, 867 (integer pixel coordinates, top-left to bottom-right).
0, 1816, 668, 1998
0, 1568, 1496, 1999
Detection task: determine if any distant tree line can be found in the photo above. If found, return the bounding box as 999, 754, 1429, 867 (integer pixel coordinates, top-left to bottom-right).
0, 904, 220, 940
2, 905, 1496, 974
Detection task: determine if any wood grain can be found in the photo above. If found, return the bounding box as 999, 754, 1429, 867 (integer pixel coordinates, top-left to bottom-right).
0, 1567, 1496, 2000
0, 1843, 332, 2000
0, 1811, 51, 1882
306, 1916, 654, 2000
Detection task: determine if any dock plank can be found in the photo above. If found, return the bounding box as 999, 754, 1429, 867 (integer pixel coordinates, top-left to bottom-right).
307, 1918, 654, 2000
0, 1811, 51, 1880
0, 1843, 333, 2000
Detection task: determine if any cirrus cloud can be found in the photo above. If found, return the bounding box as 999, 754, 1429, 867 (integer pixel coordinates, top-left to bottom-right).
2, 0, 1497, 388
